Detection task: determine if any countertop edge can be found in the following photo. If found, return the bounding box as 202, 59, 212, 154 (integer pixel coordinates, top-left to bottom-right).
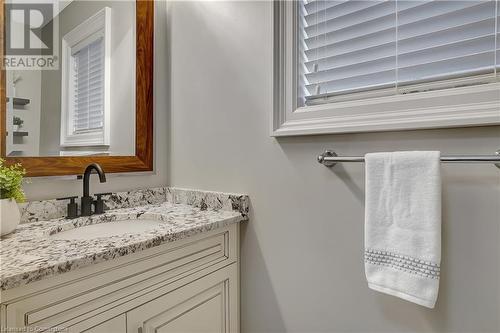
1, 212, 246, 291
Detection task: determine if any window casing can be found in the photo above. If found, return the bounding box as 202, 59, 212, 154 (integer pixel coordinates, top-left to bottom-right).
273, 0, 500, 136
61, 7, 111, 147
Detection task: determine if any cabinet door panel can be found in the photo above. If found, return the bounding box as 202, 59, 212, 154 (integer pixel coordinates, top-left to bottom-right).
127, 264, 238, 333
81, 314, 126, 333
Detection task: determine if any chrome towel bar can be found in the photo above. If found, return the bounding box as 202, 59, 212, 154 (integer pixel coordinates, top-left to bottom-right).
317, 150, 500, 169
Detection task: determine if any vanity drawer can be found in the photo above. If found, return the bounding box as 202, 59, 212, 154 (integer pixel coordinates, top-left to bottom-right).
2, 224, 238, 331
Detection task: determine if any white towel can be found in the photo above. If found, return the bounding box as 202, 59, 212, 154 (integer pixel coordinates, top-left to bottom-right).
364, 151, 441, 308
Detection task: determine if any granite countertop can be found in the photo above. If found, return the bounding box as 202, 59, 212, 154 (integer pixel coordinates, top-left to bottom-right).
0, 187, 249, 291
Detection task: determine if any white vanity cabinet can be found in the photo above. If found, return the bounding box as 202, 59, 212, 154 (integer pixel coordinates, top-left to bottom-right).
127, 265, 237, 333
0, 224, 240, 333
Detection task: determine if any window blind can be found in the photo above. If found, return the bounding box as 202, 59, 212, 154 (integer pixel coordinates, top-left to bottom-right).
299, 0, 500, 105
72, 37, 104, 132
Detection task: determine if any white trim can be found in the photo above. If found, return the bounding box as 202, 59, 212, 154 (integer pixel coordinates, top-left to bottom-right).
60, 7, 111, 147
272, 1, 500, 137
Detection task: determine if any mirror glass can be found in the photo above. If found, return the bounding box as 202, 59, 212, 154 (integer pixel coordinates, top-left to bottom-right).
4, 0, 136, 157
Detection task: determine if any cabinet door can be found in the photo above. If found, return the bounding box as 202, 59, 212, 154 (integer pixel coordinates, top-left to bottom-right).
53, 313, 126, 333
127, 264, 238, 333
81, 314, 126, 333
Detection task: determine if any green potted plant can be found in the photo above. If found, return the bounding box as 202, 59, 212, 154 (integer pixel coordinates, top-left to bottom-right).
0, 158, 26, 236
13, 116, 24, 131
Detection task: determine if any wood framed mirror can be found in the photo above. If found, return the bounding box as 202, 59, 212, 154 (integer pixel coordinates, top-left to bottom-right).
0, 0, 153, 177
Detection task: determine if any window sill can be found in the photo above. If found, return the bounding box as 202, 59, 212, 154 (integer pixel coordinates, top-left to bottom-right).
272, 83, 500, 137
60, 130, 109, 147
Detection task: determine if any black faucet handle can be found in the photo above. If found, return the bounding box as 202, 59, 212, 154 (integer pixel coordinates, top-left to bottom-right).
56, 196, 79, 219
93, 192, 112, 215
94, 192, 113, 199
57, 195, 79, 202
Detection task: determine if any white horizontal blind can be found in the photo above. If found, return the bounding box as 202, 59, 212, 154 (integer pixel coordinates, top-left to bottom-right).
72, 38, 104, 132
299, 0, 500, 106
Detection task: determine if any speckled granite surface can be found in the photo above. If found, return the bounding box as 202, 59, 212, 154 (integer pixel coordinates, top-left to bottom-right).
1, 188, 249, 291
19, 187, 249, 223
19, 187, 168, 223
167, 187, 249, 218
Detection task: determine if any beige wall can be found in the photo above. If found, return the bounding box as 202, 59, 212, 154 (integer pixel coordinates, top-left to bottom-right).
23, 1, 499, 332
167, 1, 499, 332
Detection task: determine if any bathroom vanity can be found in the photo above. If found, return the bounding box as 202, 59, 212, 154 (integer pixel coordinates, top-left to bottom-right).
0, 188, 249, 333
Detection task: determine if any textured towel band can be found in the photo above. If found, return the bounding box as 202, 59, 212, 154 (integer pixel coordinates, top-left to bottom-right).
365, 249, 440, 280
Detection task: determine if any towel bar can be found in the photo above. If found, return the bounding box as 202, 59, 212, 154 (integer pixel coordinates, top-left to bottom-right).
317, 150, 500, 169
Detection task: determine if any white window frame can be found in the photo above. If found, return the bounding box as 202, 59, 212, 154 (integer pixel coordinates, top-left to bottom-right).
272, 1, 500, 137
60, 7, 111, 147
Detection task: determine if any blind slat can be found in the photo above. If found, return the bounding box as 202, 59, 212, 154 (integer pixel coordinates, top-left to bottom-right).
304, 1, 384, 26
305, 56, 395, 83
304, 27, 395, 61
305, 2, 493, 49
304, 42, 395, 72
305, 36, 494, 82
304, 1, 394, 37
305, 69, 396, 94
305, 17, 495, 62
304, 11, 395, 48
304, 0, 350, 16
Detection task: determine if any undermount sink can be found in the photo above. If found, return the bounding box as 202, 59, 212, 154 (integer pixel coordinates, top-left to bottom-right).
49, 219, 164, 240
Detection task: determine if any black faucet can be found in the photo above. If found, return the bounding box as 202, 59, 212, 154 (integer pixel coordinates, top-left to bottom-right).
81, 163, 107, 216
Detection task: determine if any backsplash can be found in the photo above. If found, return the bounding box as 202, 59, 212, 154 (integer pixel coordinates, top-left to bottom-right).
101, 187, 167, 210
167, 187, 249, 218
19, 187, 167, 224
19, 187, 249, 223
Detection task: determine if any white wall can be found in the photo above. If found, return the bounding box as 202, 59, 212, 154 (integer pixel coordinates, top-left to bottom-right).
23, 1, 168, 199
5, 21, 42, 156
167, 1, 500, 332
6, 70, 42, 156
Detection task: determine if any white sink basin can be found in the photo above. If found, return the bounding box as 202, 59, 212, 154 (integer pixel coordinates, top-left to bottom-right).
49, 219, 164, 240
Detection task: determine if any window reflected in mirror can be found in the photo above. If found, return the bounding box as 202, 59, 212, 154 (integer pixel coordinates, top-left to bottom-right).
4, 0, 136, 157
